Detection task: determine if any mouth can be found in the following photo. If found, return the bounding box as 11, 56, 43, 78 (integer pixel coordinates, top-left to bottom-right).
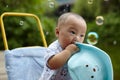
71, 41, 77, 44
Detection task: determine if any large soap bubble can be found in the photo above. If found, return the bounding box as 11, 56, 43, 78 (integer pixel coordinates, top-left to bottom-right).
87, 32, 99, 45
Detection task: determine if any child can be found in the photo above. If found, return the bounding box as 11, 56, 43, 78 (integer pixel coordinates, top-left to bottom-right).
39, 12, 87, 80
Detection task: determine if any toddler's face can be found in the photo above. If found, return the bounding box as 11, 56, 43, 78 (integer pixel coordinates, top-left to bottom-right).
56, 15, 87, 49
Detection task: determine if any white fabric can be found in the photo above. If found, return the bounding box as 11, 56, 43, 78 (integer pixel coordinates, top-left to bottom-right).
4, 46, 47, 80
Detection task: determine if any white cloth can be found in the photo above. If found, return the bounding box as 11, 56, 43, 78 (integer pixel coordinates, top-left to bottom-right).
39, 40, 72, 80
4, 46, 47, 80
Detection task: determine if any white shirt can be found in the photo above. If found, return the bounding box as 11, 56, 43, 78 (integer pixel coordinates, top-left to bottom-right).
39, 40, 72, 80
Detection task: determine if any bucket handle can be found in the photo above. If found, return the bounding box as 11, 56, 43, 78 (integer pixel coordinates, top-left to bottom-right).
0, 12, 47, 50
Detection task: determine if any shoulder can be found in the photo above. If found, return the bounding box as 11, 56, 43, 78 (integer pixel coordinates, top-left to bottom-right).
48, 40, 59, 48
48, 40, 62, 52
44, 40, 62, 60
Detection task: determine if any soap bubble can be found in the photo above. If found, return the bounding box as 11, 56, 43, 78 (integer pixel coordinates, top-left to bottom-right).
96, 16, 104, 25
19, 21, 24, 26
88, 0, 94, 4
87, 32, 98, 45
45, 31, 49, 35
49, 1, 55, 8
104, 0, 109, 1
113, 40, 117, 45
6, 5, 9, 8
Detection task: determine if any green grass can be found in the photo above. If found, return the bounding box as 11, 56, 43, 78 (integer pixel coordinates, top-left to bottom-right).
97, 43, 120, 80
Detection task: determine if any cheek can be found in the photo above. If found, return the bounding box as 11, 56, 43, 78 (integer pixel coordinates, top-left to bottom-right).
78, 37, 85, 43
62, 33, 72, 42
58, 31, 74, 47
59, 35, 73, 48
63, 37, 73, 46
59, 32, 69, 40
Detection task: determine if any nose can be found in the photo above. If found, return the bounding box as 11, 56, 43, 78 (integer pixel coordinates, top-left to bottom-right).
76, 36, 80, 41
73, 36, 80, 42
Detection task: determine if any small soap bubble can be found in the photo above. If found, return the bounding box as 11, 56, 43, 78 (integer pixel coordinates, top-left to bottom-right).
49, 1, 55, 8
19, 21, 24, 26
45, 31, 49, 35
6, 5, 9, 8
88, 0, 94, 4
104, 0, 109, 1
96, 16, 104, 25
87, 32, 98, 45
113, 40, 117, 45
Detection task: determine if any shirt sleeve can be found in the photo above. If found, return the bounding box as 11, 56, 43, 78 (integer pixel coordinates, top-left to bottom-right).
44, 40, 60, 67
44, 48, 56, 67
39, 49, 57, 80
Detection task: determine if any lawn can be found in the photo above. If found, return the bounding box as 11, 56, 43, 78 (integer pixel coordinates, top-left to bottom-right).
97, 43, 120, 80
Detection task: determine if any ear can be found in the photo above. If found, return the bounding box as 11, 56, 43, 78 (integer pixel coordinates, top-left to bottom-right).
55, 27, 59, 37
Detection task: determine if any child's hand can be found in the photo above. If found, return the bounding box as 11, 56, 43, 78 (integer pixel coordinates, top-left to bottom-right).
65, 44, 79, 55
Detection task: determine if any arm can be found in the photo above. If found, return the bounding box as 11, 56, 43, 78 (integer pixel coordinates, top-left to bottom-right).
47, 44, 78, 69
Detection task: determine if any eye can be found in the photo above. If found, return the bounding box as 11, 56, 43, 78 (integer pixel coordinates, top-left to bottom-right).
70, 31, 75, 34
80, 34, 84, 37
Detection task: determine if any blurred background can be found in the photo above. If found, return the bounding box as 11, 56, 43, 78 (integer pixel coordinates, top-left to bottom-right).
0, 0, 120, 80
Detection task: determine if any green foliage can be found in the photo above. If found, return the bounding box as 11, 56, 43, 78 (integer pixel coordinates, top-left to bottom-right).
0, 0, 57, 49
2, 16, 43, 49
72, 0, 120, 46
0, 0, 47, 15
72, 0, 102, 21
41, 16, 57, 45
97, 43, 120, 80
85, 12, 120, 46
